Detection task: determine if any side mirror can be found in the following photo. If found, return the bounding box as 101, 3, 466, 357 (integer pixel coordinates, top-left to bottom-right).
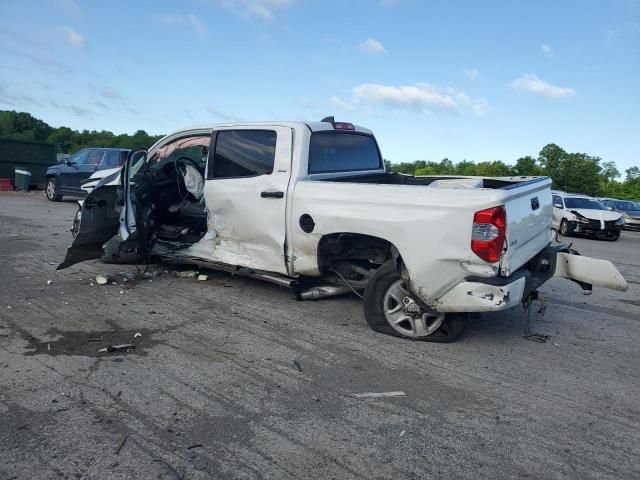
553, 203, 562, 209
607, 207, 613, 211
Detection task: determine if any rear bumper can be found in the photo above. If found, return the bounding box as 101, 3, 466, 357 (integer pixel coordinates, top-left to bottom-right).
435, 245, 563, 313
434, 244, 628, 313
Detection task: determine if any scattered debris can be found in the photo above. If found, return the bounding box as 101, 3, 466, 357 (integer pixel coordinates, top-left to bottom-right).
114, 434, 128, 455
197, 274, 208, 281
47, 343, 51, 351
312, 396, 320, 402
293, 360, 303, 372
134, 332, 142, 339
143, 271, 161, 278
98, 344, 135, 353
96, 275, 109, 285
400, 429, 406, 437
353, 391, 406, 399
187, 443, 203, 449
46, 280, 53, 285
88, 337, 103, 342
174, 270, 197, 278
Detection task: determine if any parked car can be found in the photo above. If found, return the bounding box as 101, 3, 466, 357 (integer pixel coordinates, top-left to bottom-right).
59, 119, 627, 342
551, 191, 623, 240
598, 197, 640, 231
45, 148, 129, 201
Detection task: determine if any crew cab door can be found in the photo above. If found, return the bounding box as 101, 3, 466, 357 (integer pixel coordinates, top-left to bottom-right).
203, 127, 293, 274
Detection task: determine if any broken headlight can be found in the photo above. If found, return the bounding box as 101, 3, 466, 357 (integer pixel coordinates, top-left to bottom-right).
615, 217, 625, 226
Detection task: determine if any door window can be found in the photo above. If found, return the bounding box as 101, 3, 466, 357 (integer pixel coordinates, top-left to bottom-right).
210, 130, 277, 179
552, 195, 563, 208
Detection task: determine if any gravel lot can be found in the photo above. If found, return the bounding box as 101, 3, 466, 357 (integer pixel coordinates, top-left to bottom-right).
1, 191, 639, 480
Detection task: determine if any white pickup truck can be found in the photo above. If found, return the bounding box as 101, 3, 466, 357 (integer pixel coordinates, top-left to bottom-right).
60, 118, 627, 342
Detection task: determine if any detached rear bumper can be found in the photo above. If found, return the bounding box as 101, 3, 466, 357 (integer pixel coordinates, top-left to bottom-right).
434, 245, 627, 313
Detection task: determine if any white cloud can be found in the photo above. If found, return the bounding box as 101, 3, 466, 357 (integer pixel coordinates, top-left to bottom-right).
358, 38, 387, 55
511, 74, 576, 99
330, 96, 355, 112
473, 98, 491, 115
464, 67, 478, 80
58, 26, 85, 47
208, 0, 295, 21
541, 43, 554, 57
152, 13, 207, 38
331, 82, 490, 116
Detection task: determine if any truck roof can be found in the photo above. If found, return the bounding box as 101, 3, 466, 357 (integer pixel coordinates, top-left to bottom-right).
164, 121, 374, 137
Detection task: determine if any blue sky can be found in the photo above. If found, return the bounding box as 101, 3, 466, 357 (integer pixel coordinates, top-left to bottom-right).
1, 0, 639, 172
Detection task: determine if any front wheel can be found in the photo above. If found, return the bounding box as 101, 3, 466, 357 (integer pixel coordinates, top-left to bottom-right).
363, 260, 464, 342
559, 219, 571, 236
46, 178, 62, 202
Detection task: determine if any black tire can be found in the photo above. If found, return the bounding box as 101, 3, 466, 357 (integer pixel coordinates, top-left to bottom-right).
363, 260, 465, 342
71, 206, 81, 238
607, 231, 621, 242
46, 177, 62, 202
559, 219, 571, 236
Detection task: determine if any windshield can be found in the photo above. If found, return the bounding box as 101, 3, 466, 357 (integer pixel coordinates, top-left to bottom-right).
564, 198, 605, 210
614, 200, 640, 211
309, 132, 382, 174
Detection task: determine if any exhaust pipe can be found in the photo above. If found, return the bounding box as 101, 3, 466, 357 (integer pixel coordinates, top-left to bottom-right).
296, 285, 352, 301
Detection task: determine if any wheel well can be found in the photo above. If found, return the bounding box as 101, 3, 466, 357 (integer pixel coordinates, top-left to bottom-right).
317, 233, 401, 282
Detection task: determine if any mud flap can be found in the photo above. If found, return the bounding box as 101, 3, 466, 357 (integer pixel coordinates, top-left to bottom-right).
553, 252, 628, 291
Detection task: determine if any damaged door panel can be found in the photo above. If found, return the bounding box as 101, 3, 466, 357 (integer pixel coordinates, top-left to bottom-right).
202, 127, 293, 275
57, 184, 121, 269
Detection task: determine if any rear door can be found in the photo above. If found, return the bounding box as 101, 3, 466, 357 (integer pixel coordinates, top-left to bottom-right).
501, 179, 554, 276
203, 126, 293, 274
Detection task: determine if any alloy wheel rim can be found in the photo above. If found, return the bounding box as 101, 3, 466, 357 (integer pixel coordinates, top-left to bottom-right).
382, 279, 445, 338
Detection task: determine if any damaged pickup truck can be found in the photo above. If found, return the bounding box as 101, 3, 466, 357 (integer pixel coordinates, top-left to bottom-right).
59, 118, 628, 341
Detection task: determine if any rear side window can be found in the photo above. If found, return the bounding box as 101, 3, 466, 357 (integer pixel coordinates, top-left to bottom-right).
309, 132, 382, 174
212, 130, 277, 179
552, 195, 563, 207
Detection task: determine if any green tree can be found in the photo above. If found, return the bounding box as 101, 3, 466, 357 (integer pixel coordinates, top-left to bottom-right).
513, 156, 542, 176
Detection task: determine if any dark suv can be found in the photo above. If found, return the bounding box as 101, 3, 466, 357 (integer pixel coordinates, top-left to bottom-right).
45, 148, 129, 201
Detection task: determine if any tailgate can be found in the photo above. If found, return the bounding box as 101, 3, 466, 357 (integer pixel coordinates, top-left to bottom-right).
501, 179, 553, 276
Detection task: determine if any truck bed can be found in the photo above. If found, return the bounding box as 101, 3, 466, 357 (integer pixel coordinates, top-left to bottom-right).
319, 171, 546, 190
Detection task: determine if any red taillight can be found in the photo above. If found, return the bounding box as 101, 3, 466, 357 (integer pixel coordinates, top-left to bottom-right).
471, 206, 506, 263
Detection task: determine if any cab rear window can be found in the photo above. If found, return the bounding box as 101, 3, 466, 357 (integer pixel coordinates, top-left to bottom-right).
308, 132, 382, 174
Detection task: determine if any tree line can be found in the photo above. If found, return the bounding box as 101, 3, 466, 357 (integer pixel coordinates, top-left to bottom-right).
1, 109, 638, 201
0, 110, 162, 152
386, 144, 639, 201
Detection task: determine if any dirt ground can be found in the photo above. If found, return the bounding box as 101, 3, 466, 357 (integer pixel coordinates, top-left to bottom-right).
1, 191, 639, 480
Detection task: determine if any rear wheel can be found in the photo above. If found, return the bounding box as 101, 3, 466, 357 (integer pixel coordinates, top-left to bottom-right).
559, 219, 571, 236
46, 178, 62, 202
363, 260, 464, 342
